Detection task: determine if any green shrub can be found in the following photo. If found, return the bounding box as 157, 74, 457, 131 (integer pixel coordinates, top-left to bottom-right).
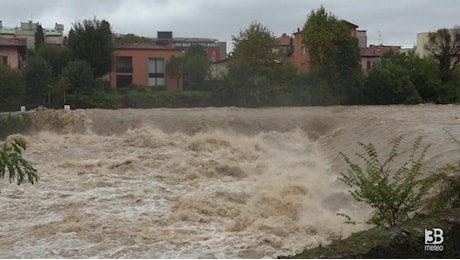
0, 137, 38, 191
0, 113, 32, 140
338, 135, 432, 227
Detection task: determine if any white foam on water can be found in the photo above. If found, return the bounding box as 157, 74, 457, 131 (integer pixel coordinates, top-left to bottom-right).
1, 105, 459, 258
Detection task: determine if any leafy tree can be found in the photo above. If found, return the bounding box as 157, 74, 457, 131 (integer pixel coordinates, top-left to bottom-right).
302, 6, 363, 104
0, 138, 38, 192
166, 55, 184, 89
364, 52, 424, 104
224, 21, 296, 106
34, 23, 45, 49
49, 77, 71, 107
425, 27, 460, 83
67, 18, 114, 77
229, 21, 278, 80
22, 56, 53, 107
405, 51, 441, 102
61, 60, 95, 95
0, 65, 26, 111
35, 44, 73, 76
338, 135, 432, 227
183, 44, 210, 90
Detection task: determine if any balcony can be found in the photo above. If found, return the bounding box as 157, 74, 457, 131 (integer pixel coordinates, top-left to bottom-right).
116, 66, 133, 73
115, 56, 133, 73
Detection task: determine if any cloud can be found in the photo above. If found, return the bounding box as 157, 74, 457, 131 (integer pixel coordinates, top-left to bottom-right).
1, 0, 459, 52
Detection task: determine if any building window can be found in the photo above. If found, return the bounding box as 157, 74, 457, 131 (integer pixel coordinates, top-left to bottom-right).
116, 75, 132, 88
211, 51, 216, 62
148, 58, 165, 86
301, 46, 306, 55
116, 56, 133, 73
366, 60, 372, 70
0, 56, 7, 66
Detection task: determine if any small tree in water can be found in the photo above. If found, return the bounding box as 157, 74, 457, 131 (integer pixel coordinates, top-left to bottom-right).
338, 135, 431, 227
0, 138, 38, 192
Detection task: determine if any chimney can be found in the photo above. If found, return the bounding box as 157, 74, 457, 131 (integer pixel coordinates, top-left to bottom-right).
297, 27, 300, 32
0, 20, 2, 28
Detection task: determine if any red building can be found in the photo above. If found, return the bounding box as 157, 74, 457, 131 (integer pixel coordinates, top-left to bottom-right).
110, 42, 184, 90
360, 44, 401, 74
289, 28, 310, 73
288, 21, 359, 74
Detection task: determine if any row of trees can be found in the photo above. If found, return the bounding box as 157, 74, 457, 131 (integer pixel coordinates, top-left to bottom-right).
0, 18, 115, 111
213, 6, 460, 106
1, 7, 459, 110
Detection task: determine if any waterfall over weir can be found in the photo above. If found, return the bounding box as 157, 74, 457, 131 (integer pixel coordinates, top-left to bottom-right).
1, 105, 459, 258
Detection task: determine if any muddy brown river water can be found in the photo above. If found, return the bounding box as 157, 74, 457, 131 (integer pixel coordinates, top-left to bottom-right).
1, 105, 459, 258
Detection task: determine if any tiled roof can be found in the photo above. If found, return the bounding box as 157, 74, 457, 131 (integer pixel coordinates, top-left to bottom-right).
360, 48, 379, 57
361, 45, 401, 57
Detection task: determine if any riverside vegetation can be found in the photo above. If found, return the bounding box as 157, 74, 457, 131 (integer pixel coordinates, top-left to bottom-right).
282, 131, 460, 258
0, 7, 459, 111
0, 5, 459, 258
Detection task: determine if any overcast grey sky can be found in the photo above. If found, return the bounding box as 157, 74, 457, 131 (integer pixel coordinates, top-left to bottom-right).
1, 0, 459, 52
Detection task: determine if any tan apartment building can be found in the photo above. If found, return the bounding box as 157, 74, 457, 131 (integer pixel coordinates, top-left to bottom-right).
0, 20, 65, 50
416, 29, 460, 58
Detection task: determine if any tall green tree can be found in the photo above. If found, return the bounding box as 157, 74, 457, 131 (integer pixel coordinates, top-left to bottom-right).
424, 27, 460, 83
166, 55, 184, 89
364, 51, 423, 105
67, 18, 114, 77
229, 21, 278, 80
34, 23, 45, 49
302, 6, 363, 104
224, 21, 296, 106
35, 44, 73, 76
0, 66, 26, 111
61, 60, 95, 95
183, 44, 210, 90
23, 56, 53, 107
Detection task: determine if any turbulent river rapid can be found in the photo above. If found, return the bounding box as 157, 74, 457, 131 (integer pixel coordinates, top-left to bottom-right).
1, 105, 459, 258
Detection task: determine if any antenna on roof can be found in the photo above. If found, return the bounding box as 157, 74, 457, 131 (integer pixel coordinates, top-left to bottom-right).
377, 30, 383, 45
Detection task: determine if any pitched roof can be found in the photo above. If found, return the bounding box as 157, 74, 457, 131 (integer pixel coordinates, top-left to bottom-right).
343, 20, 359, 29
361, 45, 401, 57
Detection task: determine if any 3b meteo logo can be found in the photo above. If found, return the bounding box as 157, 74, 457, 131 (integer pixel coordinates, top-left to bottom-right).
424, 228, 444, 252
